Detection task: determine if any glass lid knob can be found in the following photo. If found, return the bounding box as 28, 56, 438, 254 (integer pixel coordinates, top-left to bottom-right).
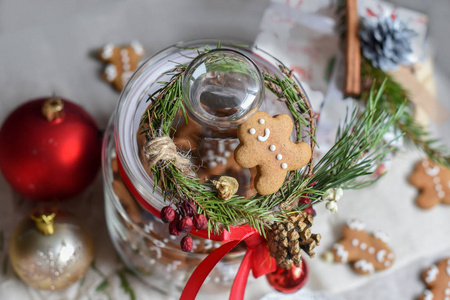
182, 49, 264, 129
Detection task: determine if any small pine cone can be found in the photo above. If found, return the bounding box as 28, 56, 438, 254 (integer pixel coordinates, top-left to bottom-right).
267, 211, 321, 269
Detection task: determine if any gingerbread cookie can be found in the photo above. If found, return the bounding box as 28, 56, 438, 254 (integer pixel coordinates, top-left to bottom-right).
419, 257, 450, 300
324, 219, 395, 275
98, 41, 144, 91
234, 111, 311, 195
409, 159, 450, 209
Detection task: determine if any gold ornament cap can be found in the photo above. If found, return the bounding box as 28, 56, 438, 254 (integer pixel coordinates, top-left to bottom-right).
30, 212, 56, 235
41, 98, 65, 121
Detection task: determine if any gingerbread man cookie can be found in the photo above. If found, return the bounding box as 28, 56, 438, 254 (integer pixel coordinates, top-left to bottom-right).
234, 111, 311, 195
409, 159, 450, 209
98, 41, 144, 91
324, 219, 395, 275
419, 257, 450, 300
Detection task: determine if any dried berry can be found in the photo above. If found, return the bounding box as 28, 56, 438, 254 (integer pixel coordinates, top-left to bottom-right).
177, 216, 193, 233
169, 220, 181, 236
181, 201, 195, 217
161, 206, 176, 223
193, 214, 207, 230
181, 235, 193, 252
298, 197, 316, 217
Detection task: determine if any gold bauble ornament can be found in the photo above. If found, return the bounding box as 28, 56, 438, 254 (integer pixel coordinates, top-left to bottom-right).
212, 176, 239, 200
9, 211, 94, 290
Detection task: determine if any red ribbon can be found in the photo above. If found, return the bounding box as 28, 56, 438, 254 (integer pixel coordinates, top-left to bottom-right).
180, 229, 276, 300
117, 157, 276, 299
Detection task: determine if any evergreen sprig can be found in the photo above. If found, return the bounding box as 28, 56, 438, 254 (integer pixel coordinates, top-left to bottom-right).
360, 57, 450, 168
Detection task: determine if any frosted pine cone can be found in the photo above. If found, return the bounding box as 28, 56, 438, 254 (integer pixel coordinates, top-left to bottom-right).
360, 15, 417, 71
267, 211, 321, 269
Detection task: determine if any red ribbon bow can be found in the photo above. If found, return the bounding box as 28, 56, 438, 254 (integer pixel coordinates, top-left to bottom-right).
117, 158, 276, 299
181, 227, 276, 300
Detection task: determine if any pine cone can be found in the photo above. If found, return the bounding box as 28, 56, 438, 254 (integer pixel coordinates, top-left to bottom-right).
267, 211, 321, 269
360, 15, 416, 71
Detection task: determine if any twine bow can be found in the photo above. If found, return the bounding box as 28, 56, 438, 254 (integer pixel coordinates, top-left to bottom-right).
143, 136, 191, 171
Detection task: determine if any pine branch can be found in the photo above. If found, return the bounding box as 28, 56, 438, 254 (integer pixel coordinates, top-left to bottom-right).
298, 80, 405, 210
361, 57, 450, 168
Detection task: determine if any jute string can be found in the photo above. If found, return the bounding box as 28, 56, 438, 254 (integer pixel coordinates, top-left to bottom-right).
143, 136, 191, 171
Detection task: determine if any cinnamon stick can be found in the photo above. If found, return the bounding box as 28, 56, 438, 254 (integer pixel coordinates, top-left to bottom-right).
345, 0, 361, 96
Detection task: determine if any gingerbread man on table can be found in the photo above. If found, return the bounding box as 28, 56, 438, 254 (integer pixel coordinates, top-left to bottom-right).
98, 41, 144, 91
409, 159, 450, 209
419, 257, 450, 300
324, 219, 395, 275
234, 111, 311, 195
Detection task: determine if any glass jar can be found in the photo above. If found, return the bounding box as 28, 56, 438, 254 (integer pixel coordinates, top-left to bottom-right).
102, 39, 310, 298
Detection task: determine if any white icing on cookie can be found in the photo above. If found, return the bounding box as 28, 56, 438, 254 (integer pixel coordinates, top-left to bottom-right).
351, 239, 359, 247
376, 249, 386, 262
121, 49, 130, 63
123, 63, 131, 70
281, 163, 288, 169
224, 151, 231, 158
259, 118, 265, 124
374, 230, 390, 243
269, 145, 276, 151
276, 154, 283, 160
426, 165, 441, 177
354, 260, 375, 274
209, 161, 218, 168
249, 128, 256, 135
333, 244, 348, 263
101, 44, 115, 59
425, 265, 439, 283
257, 128, 270, 142
384, 261, 391, 267
347, 219, 365, 231
218, 140, 225, 153
388, 253, 395, 260
131, 40, 144, 56
445, 288, 450, 296
105, 64, 117, 81
368, 247, 375, 254
216, 157, 227, 165
360, 243, 367, 250
423, 289, 433, 300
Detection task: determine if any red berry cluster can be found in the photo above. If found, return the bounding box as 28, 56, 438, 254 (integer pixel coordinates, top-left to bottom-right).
160, 202, 208, 252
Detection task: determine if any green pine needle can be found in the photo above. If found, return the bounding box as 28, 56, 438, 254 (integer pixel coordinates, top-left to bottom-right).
361, 57, 450, 168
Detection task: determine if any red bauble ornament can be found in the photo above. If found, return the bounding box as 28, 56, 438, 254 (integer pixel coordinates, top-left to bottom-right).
265, 260, 309, 294
0, 97, 101, 201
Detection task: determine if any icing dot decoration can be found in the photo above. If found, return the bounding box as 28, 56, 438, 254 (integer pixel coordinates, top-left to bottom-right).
281, 163, 288, 169
276, 154, 283, 160
249, 128, 256, 135
269, 145, 276, 151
